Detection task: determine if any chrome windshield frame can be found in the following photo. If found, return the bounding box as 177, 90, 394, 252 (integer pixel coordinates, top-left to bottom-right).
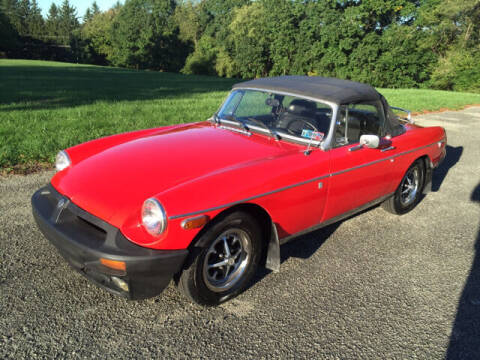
214, 87, 339, 151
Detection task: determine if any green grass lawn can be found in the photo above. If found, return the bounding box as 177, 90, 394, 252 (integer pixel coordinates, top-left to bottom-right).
1, 59, 480, 172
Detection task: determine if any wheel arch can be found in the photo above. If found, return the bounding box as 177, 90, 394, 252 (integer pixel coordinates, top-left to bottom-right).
189, 203, 280, 272
393, 154, 432, 194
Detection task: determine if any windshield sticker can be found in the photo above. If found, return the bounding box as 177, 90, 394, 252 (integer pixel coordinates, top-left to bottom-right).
301, 129, 324, 141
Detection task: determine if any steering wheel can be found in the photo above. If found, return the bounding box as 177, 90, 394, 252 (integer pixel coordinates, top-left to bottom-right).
271, 104, 285, 121
284, 118, 319, 136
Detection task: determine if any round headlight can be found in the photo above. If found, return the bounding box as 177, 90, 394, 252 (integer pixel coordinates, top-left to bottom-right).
142, 198, 167, 236
55, 150, 71, 171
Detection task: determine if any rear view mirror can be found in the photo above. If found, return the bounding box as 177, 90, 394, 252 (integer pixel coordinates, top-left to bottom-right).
360, 134, 380, 149
265, 98, 280, 107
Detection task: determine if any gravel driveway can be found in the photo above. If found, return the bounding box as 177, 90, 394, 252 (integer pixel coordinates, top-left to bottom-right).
1, 107, 479, 359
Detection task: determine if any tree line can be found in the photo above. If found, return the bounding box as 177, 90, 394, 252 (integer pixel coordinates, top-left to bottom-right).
1, 0, 479, 92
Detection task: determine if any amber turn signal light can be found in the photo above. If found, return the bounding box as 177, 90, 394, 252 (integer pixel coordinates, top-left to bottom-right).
100, 258, 126, 271
181, 215, 209, 230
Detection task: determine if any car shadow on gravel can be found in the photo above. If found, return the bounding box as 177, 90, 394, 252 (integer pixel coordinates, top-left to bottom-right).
278, 223, 342, 262
250, 223, 342, 288
432, 145, 463, 192
446, 183, 480, 359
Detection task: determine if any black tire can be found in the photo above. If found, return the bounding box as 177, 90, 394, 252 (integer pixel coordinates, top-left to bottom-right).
176, 211, 262, 306
382, 159, 425, 215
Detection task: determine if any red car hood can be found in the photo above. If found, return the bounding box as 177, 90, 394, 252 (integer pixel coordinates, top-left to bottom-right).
52, 122, 296, 227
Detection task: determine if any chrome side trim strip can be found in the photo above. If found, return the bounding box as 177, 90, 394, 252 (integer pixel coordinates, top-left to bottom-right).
330, 156, 388, 177
168, 141, 437, 220
278, 192, 394, 245
330, 141, 436, 178
168, 173, 331, 220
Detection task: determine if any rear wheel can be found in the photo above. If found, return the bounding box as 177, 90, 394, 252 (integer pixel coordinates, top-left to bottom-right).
382, 159, 425, 215
176, 211, 262, 306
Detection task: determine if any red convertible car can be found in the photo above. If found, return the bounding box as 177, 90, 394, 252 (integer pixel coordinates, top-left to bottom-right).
32, 76, 446, 305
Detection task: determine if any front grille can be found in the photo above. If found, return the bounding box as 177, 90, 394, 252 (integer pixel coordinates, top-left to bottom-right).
77, 217, 105, 234
42, 185, 110, 245
74, 216, 108, 241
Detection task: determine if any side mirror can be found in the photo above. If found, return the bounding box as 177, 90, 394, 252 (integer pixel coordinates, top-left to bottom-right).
359, 134, 380, 149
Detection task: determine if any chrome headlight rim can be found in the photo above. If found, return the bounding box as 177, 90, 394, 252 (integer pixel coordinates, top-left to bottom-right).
55, 150, 71, 171
141, 198, 167, 236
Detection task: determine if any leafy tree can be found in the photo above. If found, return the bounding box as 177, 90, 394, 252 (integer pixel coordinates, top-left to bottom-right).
46, 3, 60, 38
80, 8, 119, 64
58, 0, 79, 44
1, 0, 479, 92
84, 1, 101, 23
83, 7, 92, 23
288, 0, 435, 87
430, 46, 480, 91
418, 0, 480, 90
28, 0, 44, 38
173, 0, 209, 47
181, 34, 217, 75
0, 3, 19, 53
112, 1, 122, 11
228, 2, 269, 78
373, 24, 437, 88
16, 0, 30, 35
202, 0, 250, 48
1, 0, 20, 31
419, 0, 480, 54
179, 0, 251, 76
109, 0, 186, 71
91, 1, 100, 15
260, 0, 298, 76
109, 0, 156, 68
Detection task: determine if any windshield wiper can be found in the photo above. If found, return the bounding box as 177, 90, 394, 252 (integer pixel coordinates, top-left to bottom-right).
221, 115, 251, 133
247, 117, 280, 140
219, 115, 280, 140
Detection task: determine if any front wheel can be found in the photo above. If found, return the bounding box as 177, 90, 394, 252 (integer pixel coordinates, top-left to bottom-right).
176, 211, 262, 306
382, 159, 425, 215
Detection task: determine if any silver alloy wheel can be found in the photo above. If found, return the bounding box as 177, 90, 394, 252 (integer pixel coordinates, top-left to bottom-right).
400, 166, 420, 206
202, 228, 251, 293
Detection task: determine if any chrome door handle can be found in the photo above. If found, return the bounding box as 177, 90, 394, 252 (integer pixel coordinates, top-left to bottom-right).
381, 146, 396, 152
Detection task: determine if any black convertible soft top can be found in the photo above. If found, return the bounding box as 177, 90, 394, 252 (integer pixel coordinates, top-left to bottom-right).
233, 76, 381, 105
233, 75, 404, 137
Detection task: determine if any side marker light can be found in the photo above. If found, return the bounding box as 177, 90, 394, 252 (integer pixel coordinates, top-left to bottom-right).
181, 215, 209, 230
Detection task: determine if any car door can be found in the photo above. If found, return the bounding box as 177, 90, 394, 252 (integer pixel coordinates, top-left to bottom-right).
322, 101, 397, 221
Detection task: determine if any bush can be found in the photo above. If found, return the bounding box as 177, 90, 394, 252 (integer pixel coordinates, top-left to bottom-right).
181, 35, 217, 75
430, 47, 480, 92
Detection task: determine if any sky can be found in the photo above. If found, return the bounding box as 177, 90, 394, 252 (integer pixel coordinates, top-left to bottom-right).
38, 0, 122, 18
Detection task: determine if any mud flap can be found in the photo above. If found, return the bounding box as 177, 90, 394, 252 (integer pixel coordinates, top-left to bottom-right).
265, 222, 280, 272
423, 159, 433, 194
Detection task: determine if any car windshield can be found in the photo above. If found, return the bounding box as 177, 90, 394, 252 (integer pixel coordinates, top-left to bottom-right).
217, 89, 333, 143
